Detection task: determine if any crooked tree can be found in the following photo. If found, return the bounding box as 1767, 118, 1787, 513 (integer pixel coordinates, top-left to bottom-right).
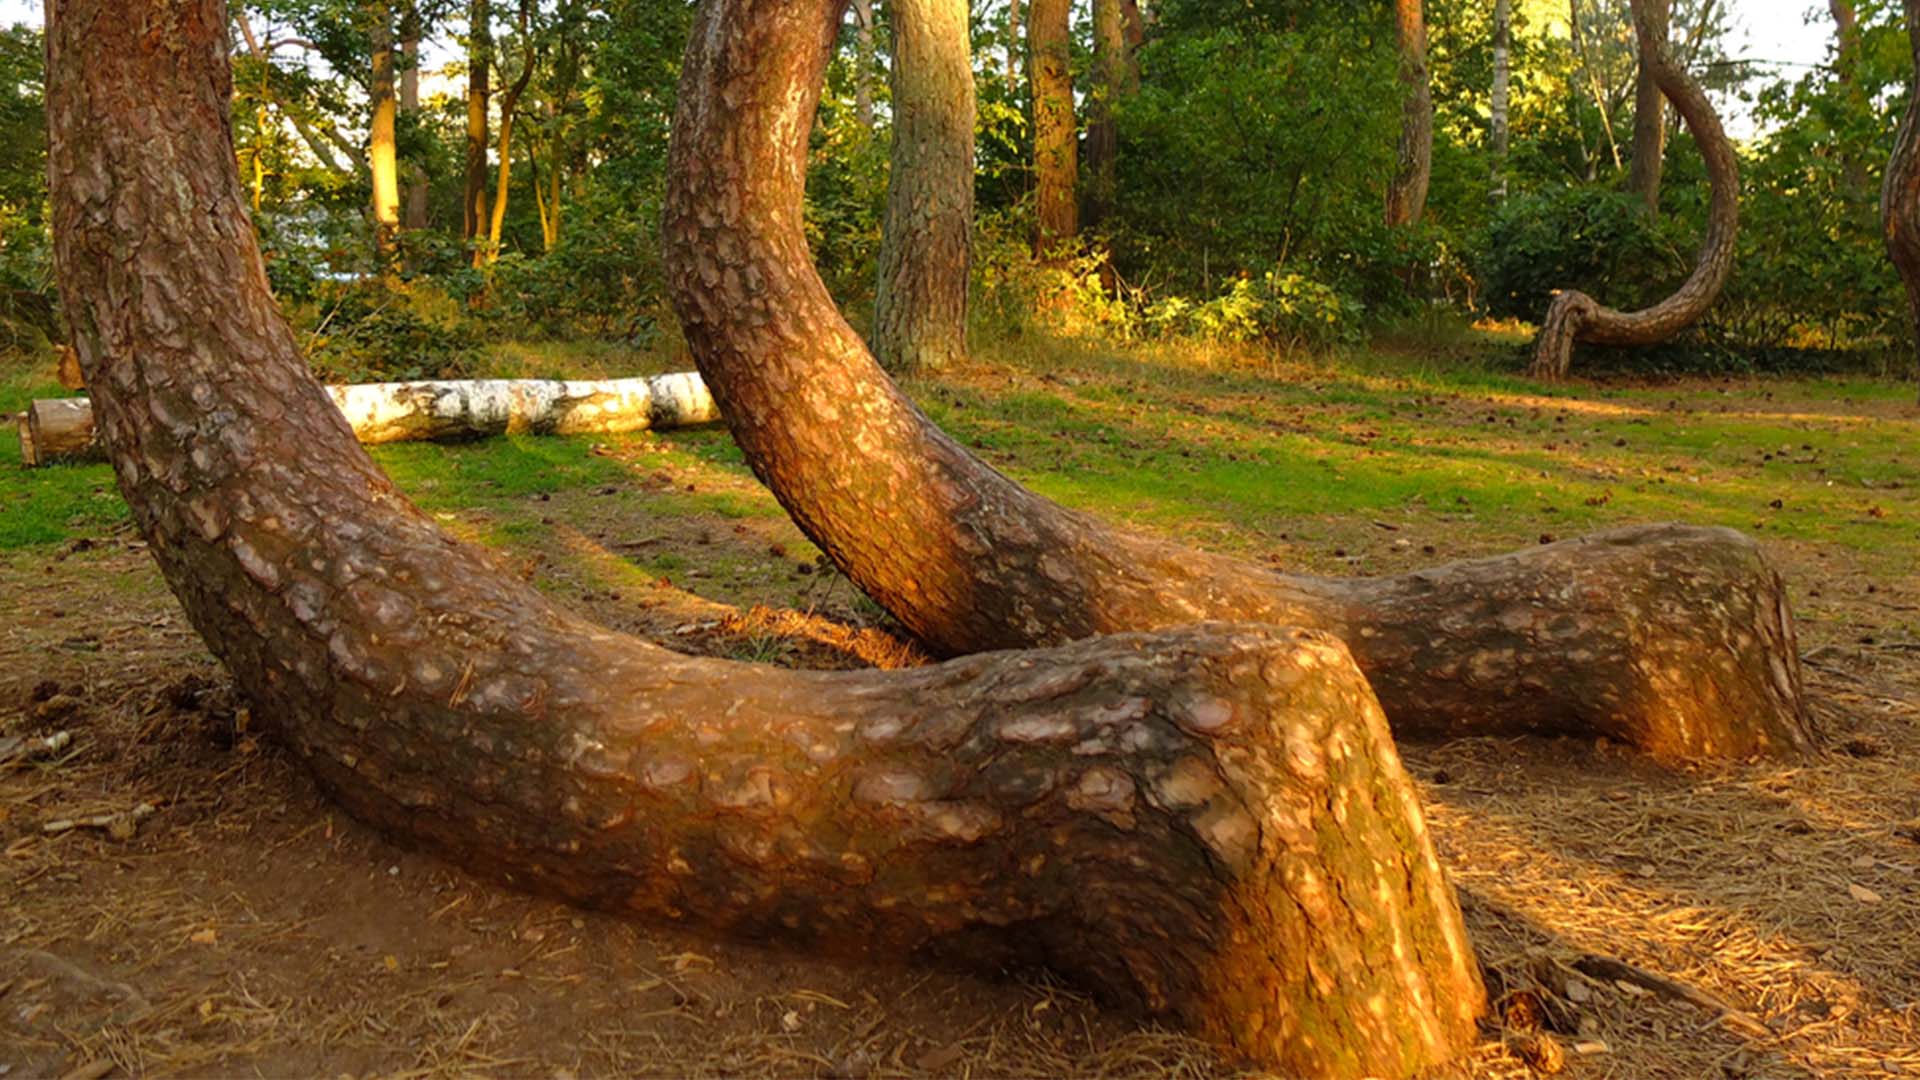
664, 0, 1812, 761
1530, 0, 1739, 379
872, 0, 975, 374
45, 1, 1488, 1075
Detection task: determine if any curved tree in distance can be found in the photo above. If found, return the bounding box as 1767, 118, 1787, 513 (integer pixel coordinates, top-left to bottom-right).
45, 2, 1486, 1075
664, 0, 1811, 760
1530, 0, 1739, 379
1883, 0, 1920, 396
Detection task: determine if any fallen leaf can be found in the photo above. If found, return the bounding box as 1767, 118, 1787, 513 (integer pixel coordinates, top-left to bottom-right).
189, 928, 217, 945
1849, 883, 1883, 905
915, 1043, 964, 1072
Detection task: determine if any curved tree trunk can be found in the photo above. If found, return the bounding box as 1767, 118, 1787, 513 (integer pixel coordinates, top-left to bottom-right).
45, 3, 1488, 1075
1626, 0, 1670, 215
662, 0, 1813, 760
1384, 0, 1433, 229
1530, 0, 1738, 379
1026, 0, 1077, 250
1884, 0, 1920, 396
872, 0, 975, 374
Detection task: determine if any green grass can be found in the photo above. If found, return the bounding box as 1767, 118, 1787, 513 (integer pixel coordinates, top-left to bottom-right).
3, 339, 1915, 587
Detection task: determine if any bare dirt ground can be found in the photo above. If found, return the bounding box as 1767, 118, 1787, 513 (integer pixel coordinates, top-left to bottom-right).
4, 437, 1919, 1078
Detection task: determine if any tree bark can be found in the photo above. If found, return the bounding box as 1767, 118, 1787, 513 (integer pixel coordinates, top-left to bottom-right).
1626, 0, 1669, 214
662, 0, 1813, 761
465, 0, 492, 256
1885, 0, 1920, 395
45, 7, 1489, 1075
1530, 0, 1739, 379
1026, 0, 1077, 249
15, 373, 720, 467
851, 0, 876, 131
1005, 0, 1020, 85
1385, 0, 1433, 228
872, 0, 975, 374
1833, 0, 1873, 197
400, 4, 429, 232
1492, 0, 1512, 201
368, 0, 401, 261
1084, 0, 1131, 228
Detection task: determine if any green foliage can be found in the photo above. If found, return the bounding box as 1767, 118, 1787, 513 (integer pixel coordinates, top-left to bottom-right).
0, 23, 53, 352
300, 280, 484, 382
1476, 184, 1681, 321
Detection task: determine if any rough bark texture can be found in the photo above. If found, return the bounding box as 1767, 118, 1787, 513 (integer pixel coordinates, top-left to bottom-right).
464, 0, 492, 251
1084, 0, 1131, 228
1626, 0, 1670, 214
15, 374, 720, 467
1886, 0, 1920, 395
368, 0, 401, 259
1385, 0, 1433, 229
662, 0, 1813, 761
47, 3, 1489, 1075
1530, 0, 1738, 380
1026, 0, 1077, 249
1492, 0, 1512, 200
872, 0, 975, 374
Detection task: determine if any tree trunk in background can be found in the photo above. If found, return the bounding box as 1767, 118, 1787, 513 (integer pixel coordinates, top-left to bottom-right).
664, 0, 1814, 761
400, 4, 429, 231
1027, 0, 1077, 250
46, 6, 1489, 1076
485, 1, 535, 265
873, 0, 975, 374
1385, 0, 1432, 228
1084, 0, 1132, 228
852, 0, 876, 131
1885, 0, 1920, 394
1491, 0, 1512, 200
1005, 0, 1020, 85
368, 1, 401, 261
1531, 0, 1739, 379
465, 0, 492, 259
1626, 0, 1669, 214
1832, 0, 1873, 196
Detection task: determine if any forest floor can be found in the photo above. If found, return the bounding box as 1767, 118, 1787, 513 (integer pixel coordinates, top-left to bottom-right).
2, 336, 1918, 1079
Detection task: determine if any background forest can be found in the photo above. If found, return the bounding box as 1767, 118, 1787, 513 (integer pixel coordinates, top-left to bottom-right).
0, 0, 1912, 380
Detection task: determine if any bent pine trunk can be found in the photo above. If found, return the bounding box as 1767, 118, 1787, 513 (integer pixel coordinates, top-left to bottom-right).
44, 3, 1486, 1075
1530, 0, 1738, 379
14, 374, 719, 467
662, 0, 1813, 760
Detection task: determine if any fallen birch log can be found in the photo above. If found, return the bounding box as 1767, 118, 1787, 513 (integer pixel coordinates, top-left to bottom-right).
14, 372, 718, 467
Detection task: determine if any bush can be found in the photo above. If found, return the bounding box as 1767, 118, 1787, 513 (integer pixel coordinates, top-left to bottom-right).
1476, 185, 1683, 322
300, 280, 484, 383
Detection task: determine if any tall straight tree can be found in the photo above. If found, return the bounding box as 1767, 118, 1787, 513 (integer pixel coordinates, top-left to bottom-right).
1384, 0, 1432, 228
1884, 0, 1920, 395
1491, 0, 1512, 200
873, 0, 975, 373
1027, 0, 1076, 249
1084, 0, 1133, 227
46, 3, 1491, 1075
400, 0, 428, 230
483, 0, 535, 265
1626, 0, 1670, 214
367, 0, 401, 259
464, 0, 492, 258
